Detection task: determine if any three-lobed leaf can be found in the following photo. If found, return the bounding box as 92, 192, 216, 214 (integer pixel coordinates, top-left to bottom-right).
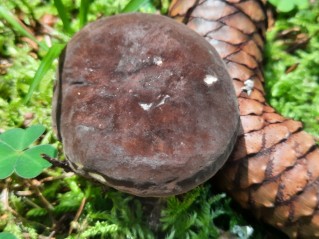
15, 145, 54, 178
0, 232, 17, 239
0, 143, 16, 179
0, 124, 46, 150
0, 125, 56, 179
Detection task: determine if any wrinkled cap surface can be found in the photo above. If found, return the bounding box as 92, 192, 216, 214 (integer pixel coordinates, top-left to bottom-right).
52, 13, 240, 197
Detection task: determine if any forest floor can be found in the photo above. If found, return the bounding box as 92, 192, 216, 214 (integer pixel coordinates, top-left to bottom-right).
0, 0, 318, 238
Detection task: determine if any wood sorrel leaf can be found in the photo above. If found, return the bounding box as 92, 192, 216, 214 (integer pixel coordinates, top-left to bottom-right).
0, 125, 56, 179
0, 125, 46, 150
15, 145, 54, 178
0, 232, 17, 239
0, 142, 16, 179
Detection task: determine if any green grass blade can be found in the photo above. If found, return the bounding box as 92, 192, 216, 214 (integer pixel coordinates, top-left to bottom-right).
54, 0, 72, 34
0, 6, 48, 50
79, 0, 91, 28
121, 0, 149, 13
24, 43, 65, 103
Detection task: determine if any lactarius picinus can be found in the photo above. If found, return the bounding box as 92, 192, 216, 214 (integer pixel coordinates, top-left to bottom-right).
52, 13, 239, 197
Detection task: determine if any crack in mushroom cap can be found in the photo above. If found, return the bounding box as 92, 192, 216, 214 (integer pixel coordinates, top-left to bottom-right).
52, 13, 240, 197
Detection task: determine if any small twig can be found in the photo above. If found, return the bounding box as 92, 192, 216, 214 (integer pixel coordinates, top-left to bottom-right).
42, 155, 73, 172
26, 179, 56, 228
22, 196, 42, 209
16, 190, 33, 196
0, 182, 9, 209
68, 197, 87, 235
2, 181, 20, 216
2, 178, 50, 230
40, 23, 70, 42
39, 172, 75, 183
6, 197, 50, 231
48, 231, 56, 239
27, 179, 54, 211
74, 197, 87, 222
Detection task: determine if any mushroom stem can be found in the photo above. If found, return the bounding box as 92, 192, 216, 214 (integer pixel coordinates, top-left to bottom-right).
139, 197, 166, 232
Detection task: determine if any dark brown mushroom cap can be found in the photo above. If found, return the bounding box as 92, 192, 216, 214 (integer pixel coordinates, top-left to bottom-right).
52, 13, 240, 197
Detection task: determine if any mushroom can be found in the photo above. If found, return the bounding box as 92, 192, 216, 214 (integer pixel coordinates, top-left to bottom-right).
52, 13, 240, 197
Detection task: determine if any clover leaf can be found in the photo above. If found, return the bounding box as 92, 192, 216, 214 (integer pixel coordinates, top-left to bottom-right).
0, 125, 56, 179
0, 232, 17, 239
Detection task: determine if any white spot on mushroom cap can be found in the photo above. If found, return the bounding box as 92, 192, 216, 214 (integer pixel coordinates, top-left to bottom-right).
156, 95, 170, 107
76, 125, 95, 133
203, 75, 218, 86
153, 56, 163, 66
139, 102, 153, 111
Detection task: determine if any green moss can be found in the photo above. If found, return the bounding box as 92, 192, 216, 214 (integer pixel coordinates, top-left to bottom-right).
264, 2, 319, 138
1, 0, 318, 238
